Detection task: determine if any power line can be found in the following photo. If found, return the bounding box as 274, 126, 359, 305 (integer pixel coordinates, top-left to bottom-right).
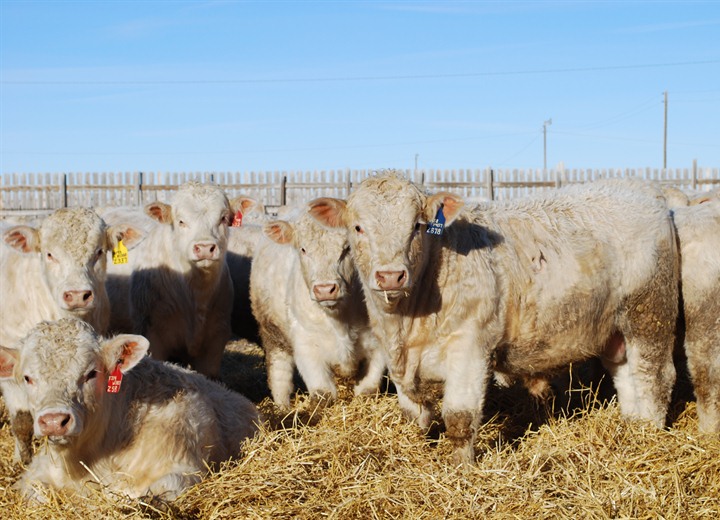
570, 98, 659, 131
3, 59, 719, 85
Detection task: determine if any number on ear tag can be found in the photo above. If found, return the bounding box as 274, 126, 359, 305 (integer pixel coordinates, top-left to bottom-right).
426, 204, 446, 236
106, 361, 123, 393
112, 240, 129, 265
231, 210, 243, 227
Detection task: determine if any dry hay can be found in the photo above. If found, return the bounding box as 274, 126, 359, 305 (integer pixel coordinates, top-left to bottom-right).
0, 341, 718, 519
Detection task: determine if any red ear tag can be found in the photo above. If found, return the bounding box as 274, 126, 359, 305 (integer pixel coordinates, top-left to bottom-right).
106, 360, 123, 393
231, 210, 243, 227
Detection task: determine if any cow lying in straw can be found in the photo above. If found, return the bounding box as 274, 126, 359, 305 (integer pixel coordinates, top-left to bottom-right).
0, 318, 260, 502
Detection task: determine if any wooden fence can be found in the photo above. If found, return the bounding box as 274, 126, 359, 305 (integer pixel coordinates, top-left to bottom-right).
1, 162, 718, 218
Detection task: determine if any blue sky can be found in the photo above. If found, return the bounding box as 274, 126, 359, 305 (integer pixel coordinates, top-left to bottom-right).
1, 0, 719, 175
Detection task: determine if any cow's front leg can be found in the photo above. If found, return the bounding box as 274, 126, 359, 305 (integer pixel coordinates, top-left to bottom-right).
395, 381, 435, 429
11, 410, 34, 464
441, 332, 490, 465
294, 338, 337, 402
147, 467, 202, 502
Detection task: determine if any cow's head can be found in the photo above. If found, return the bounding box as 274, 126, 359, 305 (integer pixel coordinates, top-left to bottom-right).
263, 212, 354, 309
3, 208, 142, 326
0, 318, 148, 446
308, 172, 463, 308
144, 182, 233, 269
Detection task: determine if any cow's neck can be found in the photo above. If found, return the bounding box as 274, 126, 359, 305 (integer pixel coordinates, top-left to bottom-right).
364, 243, 445, 389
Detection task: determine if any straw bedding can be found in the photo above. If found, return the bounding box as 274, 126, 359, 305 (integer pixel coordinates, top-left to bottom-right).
0, 339, 718, 519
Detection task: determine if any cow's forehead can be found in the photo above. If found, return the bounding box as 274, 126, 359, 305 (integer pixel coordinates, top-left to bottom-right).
347, 174, 424, 225
40, 208, 105, 254
173, 182, 229, 214
21, 319, 100, 373
294, 213, 347, 249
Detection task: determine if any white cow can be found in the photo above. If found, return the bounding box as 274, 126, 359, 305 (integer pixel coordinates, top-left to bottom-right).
673, 199, 720, 432
106, 182, 237, 379
0, 318, 260, 502
309, 173, 679, 464
250, 210, 385, 408
0, 207, 141, 463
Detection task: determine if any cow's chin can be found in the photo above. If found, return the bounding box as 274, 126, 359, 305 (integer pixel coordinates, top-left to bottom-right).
373, 289, 408, 306
316, 299, 341, 309
47, 435, 74, 446
192, 258, 219, 270
64, 305, 94, 317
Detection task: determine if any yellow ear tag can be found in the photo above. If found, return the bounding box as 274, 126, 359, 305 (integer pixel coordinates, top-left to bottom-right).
112, 240, 129, 265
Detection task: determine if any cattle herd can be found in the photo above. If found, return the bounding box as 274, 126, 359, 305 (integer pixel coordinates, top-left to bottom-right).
0, 172, 718, 505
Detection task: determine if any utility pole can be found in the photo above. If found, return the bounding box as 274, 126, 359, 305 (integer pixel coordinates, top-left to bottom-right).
543, 118, 552, 170
414, 153, 419, 172
663, 91, 668, 169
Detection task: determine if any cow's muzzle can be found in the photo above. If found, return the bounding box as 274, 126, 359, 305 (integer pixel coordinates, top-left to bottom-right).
62, 290, 95, 310
37, 411, 74, 437
312, 283, 341, 305
192, 241, 221, 261
374, 269, 408, 291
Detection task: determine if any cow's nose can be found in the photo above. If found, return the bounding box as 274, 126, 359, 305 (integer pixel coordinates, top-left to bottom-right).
38, 412, 73, 436
63, 290, 94, 309
312, 283, 339, 301
375, 270, 407, 291
193, 242, 218, 260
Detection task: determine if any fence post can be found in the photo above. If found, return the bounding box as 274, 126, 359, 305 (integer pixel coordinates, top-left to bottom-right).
346, 168, 352, 197
487, 168, 495, 200
137, 171, 143, 206
62, 173, 68, 208
692, 159, 697, 190
281, 174, 287, 206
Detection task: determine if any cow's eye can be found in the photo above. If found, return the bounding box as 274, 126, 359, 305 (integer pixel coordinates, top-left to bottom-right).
414, 222, 422, 232
85, 370, 98, 383
24, 375, 33, 385
300, 247, 306, 255
354, 225, 363, 234
95, 248, 104, 259
178, 220, 187, 228
46, 252, 54, 262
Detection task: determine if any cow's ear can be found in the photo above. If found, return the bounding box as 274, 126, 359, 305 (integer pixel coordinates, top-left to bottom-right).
3, 226, 41, 253
690, 195, 712, 205
101, 334, 149, 374
230, 195, 265, 220
107, 224, 145, 250
263, 221, 294, 245
424, 192, 464, 228
307, 198, 347, 228
144, 202, 172, 224
0, 347, 19, 380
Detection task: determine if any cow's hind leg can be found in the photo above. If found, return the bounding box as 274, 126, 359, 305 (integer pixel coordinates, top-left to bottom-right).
604, 250, 678, 427
602, 333, 675, 427
686, 336, 720, 433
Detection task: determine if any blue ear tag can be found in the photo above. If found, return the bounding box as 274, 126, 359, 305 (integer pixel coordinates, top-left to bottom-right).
426, 204, 446, 236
